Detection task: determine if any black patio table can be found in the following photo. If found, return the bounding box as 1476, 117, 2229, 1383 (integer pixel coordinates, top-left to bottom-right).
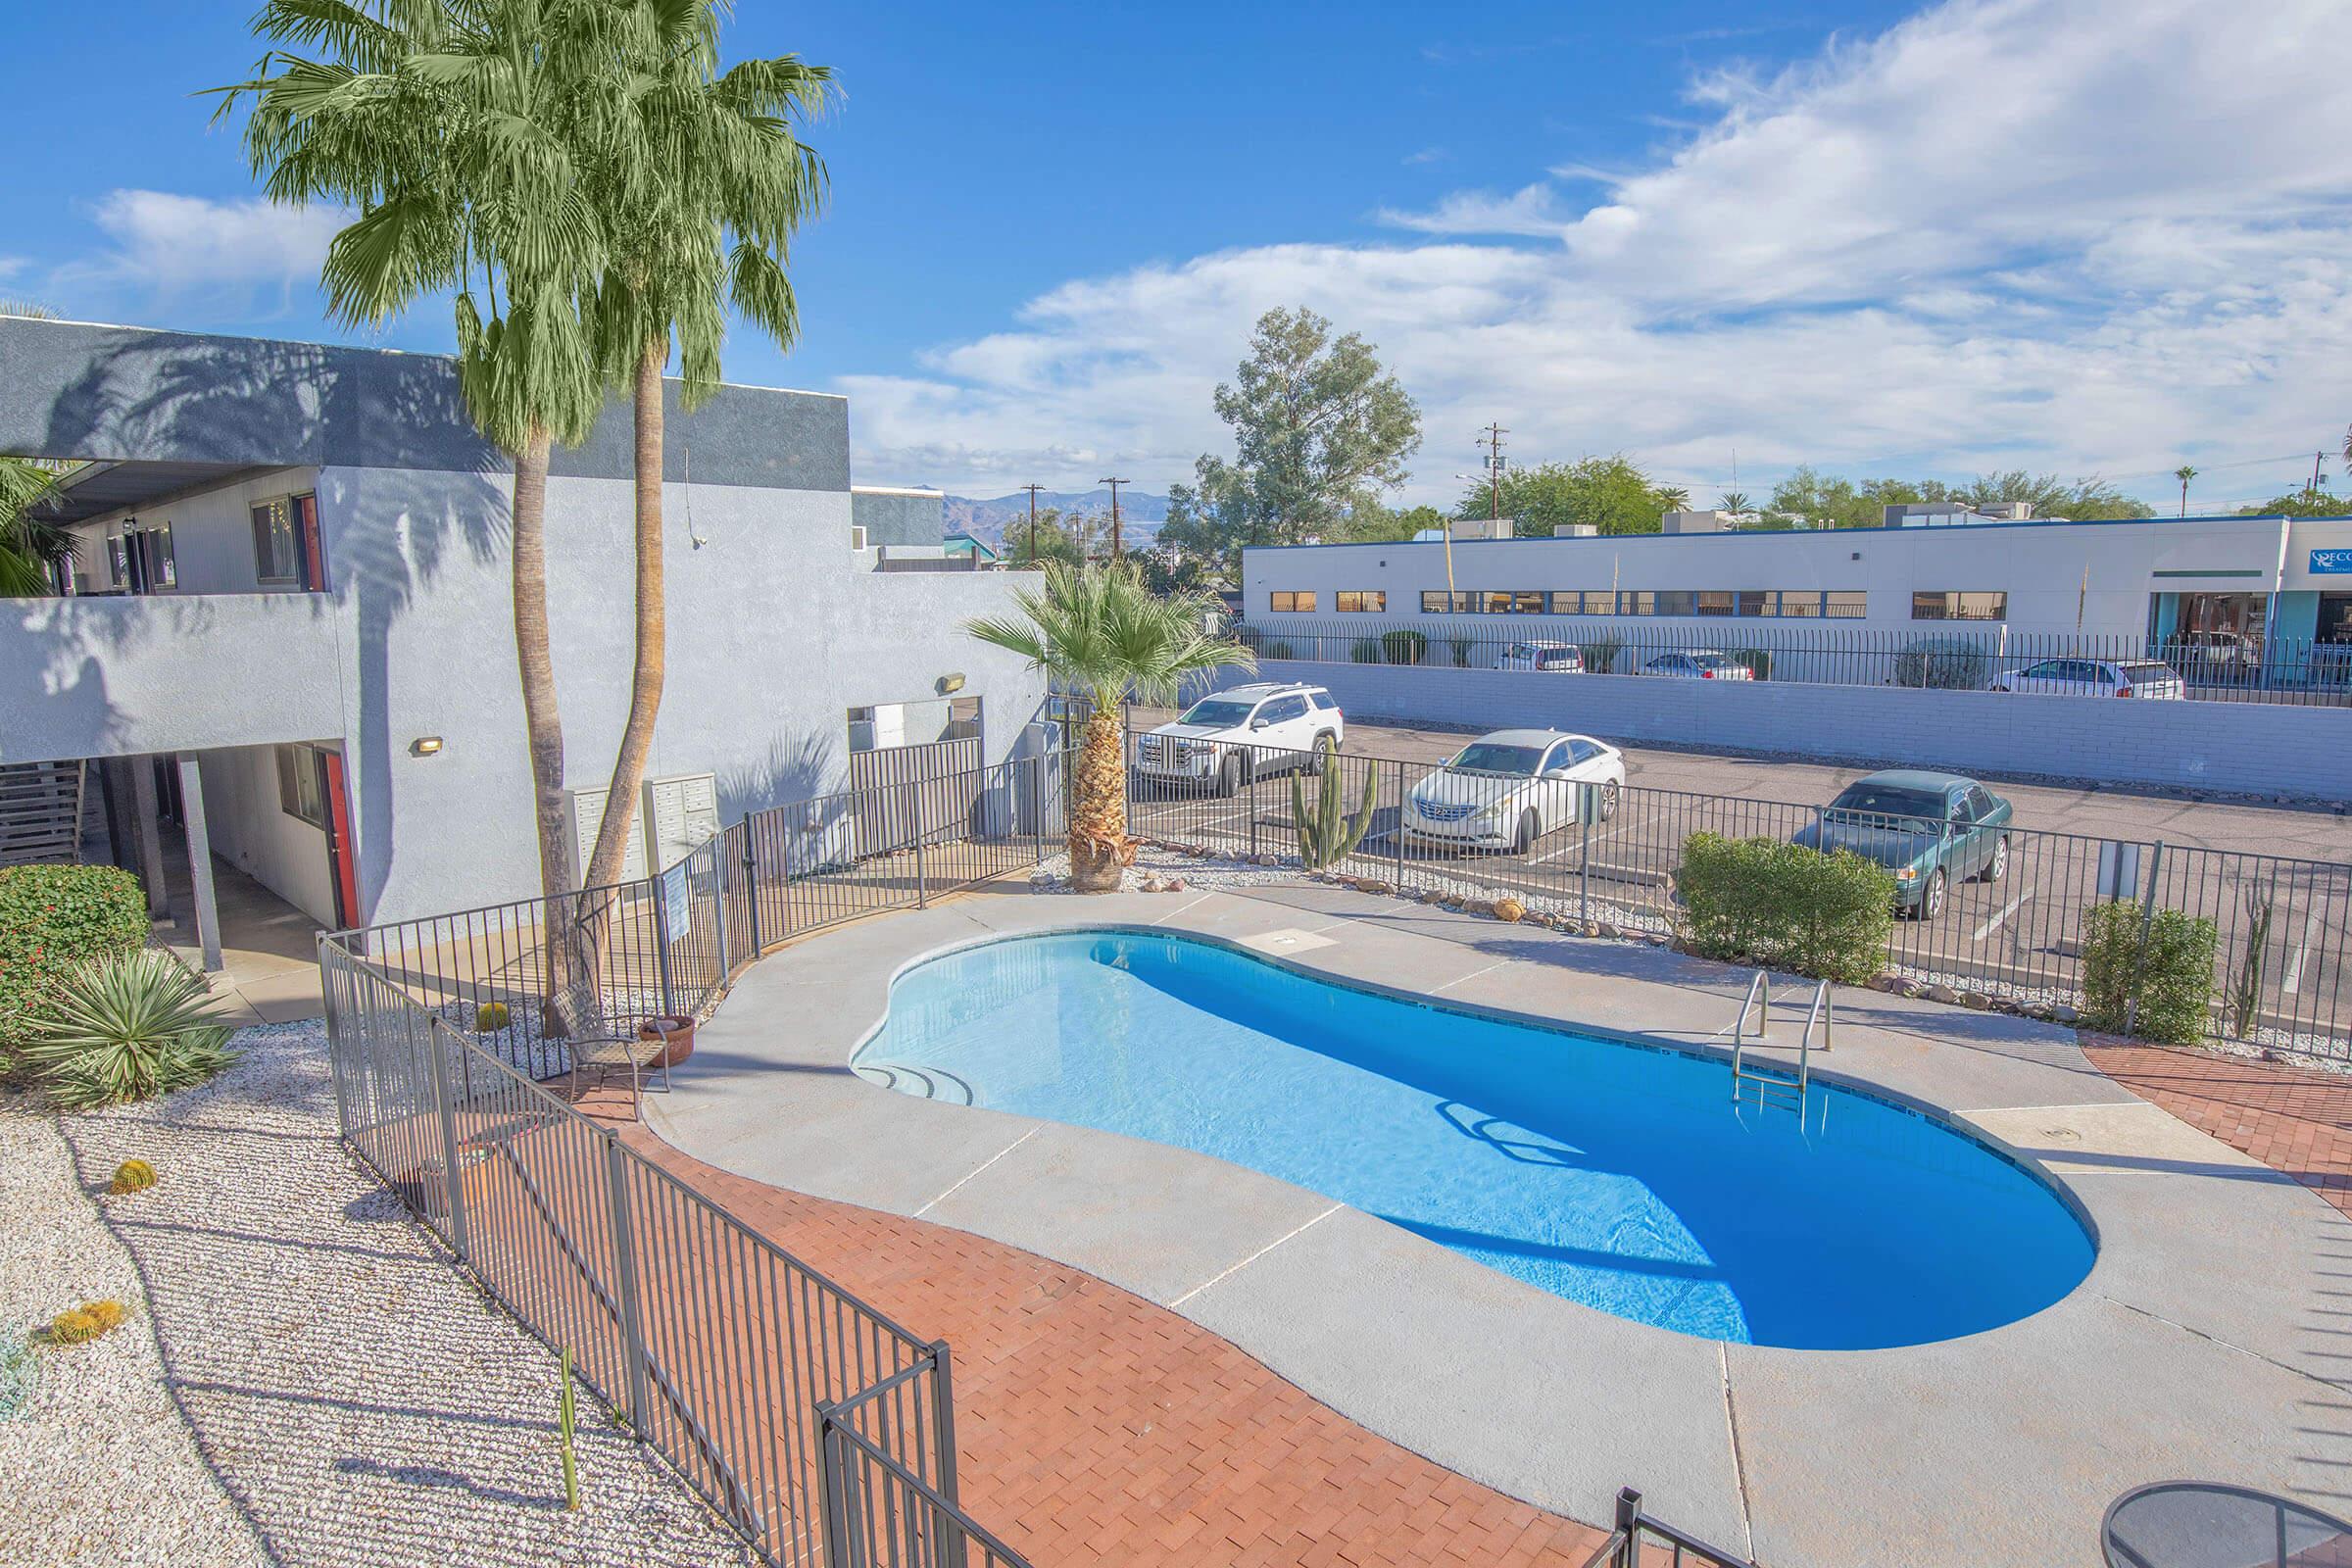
2104, 1482, 2352, 1568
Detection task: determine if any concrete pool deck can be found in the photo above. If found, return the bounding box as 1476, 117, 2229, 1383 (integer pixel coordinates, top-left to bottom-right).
646, 878, 2348, 1565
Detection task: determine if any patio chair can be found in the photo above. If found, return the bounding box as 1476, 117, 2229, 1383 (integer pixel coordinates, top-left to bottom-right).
548, 931, 668, 1100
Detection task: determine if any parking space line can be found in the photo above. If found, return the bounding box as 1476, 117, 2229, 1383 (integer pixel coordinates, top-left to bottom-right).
2283, 906, 2325, 995
1971, 885, 2037, 945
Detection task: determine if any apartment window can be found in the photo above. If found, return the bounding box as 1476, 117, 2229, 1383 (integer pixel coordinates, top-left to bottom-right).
1511, 590, 1543, 614
1268, 590, 1316, 612
1912, 591, 2008, 621
1736, 591, 1776, 618
1825, 591, 1867, 618
252, 494, 324, 589
277, 744, 328, 829
1780, 591, 1823, 618
1621, 591, 1656, 616
1650, 590, 1693, 616
1336, 590, 1386, 613
1421, 590, 1472, 612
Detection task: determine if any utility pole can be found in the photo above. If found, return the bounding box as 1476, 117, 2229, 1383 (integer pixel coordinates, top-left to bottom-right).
2316, 452, 2328, 497
1019, 482, 1046, 564
1099, 475, 1131, 561
1477, 423, 1508, 520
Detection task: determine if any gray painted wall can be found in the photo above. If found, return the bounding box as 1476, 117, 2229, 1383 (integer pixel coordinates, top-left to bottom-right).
851, 487, 947, 548
1205, 661, 2352, 802
0, 316, 850, 490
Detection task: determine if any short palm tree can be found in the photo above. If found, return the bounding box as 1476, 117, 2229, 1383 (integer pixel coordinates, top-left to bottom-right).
570, 1, 834, 895
967, 564, 1255, 892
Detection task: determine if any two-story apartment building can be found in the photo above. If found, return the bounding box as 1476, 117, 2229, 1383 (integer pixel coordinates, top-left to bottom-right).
0, 317, 1048, 965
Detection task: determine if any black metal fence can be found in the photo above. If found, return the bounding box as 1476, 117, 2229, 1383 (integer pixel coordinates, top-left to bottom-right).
1238, 619, 2352, 707
318, 748, 1071, 1568
1578, 1489, 1760, 1568
1124, 729, 2352, 1058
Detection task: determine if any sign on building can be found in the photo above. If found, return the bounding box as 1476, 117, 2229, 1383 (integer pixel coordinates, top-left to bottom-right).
2312, 548, 2352, 575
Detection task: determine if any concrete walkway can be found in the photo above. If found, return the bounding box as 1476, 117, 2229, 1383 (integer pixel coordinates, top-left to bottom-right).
648, 879, 2348, 1566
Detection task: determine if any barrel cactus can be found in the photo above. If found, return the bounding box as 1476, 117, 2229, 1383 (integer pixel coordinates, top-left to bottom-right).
474, 1001, 513, 1033
1291, 737, 1380, 870
108, 1158, 157, 1195
48, 1299, 125, 1346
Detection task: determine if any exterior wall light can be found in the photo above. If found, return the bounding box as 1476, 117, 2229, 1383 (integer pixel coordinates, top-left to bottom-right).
937, 672, 966, 695
411, 737, 445, 757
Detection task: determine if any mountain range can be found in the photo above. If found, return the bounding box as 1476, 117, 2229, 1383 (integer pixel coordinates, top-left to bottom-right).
942, 488, 1173, 548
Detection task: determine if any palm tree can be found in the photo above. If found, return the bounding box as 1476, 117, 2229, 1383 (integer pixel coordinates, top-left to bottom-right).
2175, 465, 2197, 517
0, 458, 72, 596
218, 0, 611, 925
1718, 490, 1752, 516
967, 564, 1254, 892
568, 2, 834, 895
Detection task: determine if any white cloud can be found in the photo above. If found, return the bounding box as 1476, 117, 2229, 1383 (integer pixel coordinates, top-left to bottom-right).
48, 190, 346, 323
856, 0, 2352, 504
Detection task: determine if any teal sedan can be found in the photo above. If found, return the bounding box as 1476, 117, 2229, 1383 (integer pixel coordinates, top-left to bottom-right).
1791, 769, 2014, 920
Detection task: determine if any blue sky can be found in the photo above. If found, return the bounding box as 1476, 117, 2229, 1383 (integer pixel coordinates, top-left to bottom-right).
5, 0, 2348, 509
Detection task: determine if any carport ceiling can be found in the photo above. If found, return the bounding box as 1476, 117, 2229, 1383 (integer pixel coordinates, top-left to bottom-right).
29, 459, 270, 525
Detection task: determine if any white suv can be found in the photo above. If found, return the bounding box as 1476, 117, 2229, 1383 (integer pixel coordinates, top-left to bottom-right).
1495, 640, 1587, 673
1134, 683, 1344, 796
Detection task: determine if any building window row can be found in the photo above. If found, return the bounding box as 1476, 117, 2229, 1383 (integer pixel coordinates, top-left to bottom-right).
1268, 590, 1317, 612
1910, 591, 2008, 621
1335, 590, 1386, 612
1407, 589, 1869, 618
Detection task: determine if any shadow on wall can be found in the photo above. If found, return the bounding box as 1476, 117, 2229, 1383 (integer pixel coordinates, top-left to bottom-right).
717, 730, 839, 824
0, 606, 121, 763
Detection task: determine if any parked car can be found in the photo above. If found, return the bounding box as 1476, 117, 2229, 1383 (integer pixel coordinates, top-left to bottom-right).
2167, 629, 2265, 684
1641, 650, 1753, 680
1495, 639, 1587, 673
1991, 658, 2185, 699
1402, 729, 1625, 853
1132, 682, 1343, 796
1791, 769, 2013, 921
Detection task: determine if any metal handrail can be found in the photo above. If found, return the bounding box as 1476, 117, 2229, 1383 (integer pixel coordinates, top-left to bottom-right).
1803, 976, 1833, 1058
1727, 970, 1769, 1096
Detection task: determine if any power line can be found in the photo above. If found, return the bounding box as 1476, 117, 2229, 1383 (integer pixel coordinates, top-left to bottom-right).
1098, 476, 1131, 561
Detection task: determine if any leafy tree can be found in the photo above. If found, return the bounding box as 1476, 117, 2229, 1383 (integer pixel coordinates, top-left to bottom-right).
965, 564, 1253, 891
1158, 307, 1421, 578
2238, 486, 2346, 518
1769, 466, 2146, 527
1960, 470, 2144, 520
1004, 507, 1110, 567
1461, 456, 1689, 537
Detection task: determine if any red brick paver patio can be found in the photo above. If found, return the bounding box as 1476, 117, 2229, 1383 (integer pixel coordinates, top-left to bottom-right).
2083, 1037, 2352, 1216
589, 1106, 1612, 1568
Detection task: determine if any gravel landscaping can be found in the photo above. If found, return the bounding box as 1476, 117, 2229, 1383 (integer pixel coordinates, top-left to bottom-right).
12, 1020, 755, 1568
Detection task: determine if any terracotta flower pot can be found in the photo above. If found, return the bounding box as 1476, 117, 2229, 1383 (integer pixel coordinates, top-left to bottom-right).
639, 1013, 696, 1068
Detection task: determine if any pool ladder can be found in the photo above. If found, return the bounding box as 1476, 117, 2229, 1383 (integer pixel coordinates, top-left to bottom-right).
1729, 971, 1831, 1111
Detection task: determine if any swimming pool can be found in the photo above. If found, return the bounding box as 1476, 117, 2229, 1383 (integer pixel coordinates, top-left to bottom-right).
855, 930, 2095, 1349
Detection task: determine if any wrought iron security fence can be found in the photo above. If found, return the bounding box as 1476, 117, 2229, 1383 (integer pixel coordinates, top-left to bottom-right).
1122, 728, 2352, 1058
1578, 1488, 1760, 1568
318, 747, 1071, 1568
1238, 618, 2352, 707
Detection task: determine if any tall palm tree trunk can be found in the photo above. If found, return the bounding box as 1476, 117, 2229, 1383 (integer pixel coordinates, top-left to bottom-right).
1069, 703, 1132, 892
511, 429, 582, 1019
582, 338, 670, 896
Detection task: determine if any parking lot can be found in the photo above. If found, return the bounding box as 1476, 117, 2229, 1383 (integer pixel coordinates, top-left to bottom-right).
1122, 706, 2352, 1051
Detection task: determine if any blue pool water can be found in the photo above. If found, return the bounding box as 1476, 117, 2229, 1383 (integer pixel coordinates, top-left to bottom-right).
856, 931, 2094, 1349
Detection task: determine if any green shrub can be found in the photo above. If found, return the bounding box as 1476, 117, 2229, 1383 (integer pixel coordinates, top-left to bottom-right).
21, 951, 234, 1109
0, 864, 149, 1074
1379, 629, 1428, 666
1733, 647, 1772, 680
1579, 635, 1625, 675
1892, 637, 1989, 689
2080, 901, 2219, 1045
1259, 639, 1295, 661
1673, 832, 1895, 985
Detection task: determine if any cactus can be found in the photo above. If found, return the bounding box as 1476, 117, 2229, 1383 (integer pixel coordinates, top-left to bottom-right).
1291, 738, 1379, 870
474, 1001, 513, 1033
47, 1299, 125, 1346
2229, 888, 2276, 1039
108, 1158, 157, 1195
558, 1345, 581, 1510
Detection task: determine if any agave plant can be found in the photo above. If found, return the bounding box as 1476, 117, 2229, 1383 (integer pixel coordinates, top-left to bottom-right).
21, 952, 234, 1109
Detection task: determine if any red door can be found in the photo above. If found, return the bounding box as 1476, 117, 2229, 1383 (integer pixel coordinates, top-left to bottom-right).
318, 750, 361, 929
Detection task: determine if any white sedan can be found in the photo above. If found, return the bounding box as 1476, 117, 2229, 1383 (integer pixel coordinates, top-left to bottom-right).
1402, 729, 1626, 853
